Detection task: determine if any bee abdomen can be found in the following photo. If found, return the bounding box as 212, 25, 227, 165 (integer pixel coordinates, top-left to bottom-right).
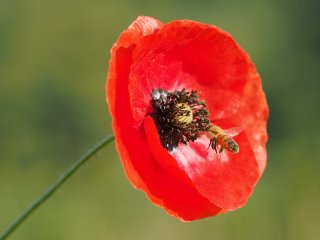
219, 135, 239, 153
225, 138, 239, 153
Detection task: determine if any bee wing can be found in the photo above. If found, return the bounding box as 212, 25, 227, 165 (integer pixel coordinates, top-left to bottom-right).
225, 127, 243, 137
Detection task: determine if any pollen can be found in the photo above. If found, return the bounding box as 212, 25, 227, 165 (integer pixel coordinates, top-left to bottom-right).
174, 103, 193, 125
150, 89, 210, 151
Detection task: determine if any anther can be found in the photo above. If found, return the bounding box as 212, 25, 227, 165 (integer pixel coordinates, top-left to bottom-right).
150, 88, 210, 151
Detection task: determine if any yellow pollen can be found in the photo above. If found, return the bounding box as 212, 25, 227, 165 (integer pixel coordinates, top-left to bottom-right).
175, 103, 193, 125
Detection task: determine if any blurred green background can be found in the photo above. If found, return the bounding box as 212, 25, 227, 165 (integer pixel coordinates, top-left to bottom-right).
1, 0, 319, 239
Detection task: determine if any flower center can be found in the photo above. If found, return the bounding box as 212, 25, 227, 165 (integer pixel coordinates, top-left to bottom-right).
150, 89, 210, 151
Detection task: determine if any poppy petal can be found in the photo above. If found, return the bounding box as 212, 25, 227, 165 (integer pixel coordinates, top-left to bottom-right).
144, 116, 222, 220
107, 16, 222, 221
106, 16, 268, 221
174, 133, 259, 210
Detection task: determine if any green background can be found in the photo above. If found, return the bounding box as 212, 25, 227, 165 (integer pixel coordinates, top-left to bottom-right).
1, 0, 319, 239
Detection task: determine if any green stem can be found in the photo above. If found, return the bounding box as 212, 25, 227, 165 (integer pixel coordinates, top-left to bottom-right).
0, 135, 115, 240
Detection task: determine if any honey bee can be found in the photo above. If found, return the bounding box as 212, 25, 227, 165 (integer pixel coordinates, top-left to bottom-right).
206, 124, 240, 154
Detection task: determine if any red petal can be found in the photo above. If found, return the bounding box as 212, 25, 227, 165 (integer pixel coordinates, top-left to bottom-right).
107, 16, 221, 221
143, 116, 221, 220
145, 117, 259, 211
107, 16, 162, 191
174, 134, 259, 210
106, 16, 268, 220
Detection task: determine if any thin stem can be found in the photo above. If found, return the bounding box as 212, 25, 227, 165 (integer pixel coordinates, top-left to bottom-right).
0, 135, 115, 240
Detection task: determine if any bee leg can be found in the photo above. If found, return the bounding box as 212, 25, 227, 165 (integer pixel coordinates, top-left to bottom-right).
212, 138, 218, 154
207, 139, 212, 150
219, 146, 224, 154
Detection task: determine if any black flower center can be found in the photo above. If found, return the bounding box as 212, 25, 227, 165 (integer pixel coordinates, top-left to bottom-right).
150, 89, 210, 152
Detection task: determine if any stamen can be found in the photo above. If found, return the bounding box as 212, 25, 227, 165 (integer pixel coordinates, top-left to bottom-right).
150, 89, 210, 151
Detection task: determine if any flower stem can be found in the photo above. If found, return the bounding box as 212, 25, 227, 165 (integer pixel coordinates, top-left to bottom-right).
0, 135, 115, 240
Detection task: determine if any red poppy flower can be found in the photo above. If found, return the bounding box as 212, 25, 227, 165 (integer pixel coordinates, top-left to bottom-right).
106, 16, 268, 221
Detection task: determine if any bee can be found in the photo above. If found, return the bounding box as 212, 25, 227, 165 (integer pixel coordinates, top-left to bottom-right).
206, 124, 240, 154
